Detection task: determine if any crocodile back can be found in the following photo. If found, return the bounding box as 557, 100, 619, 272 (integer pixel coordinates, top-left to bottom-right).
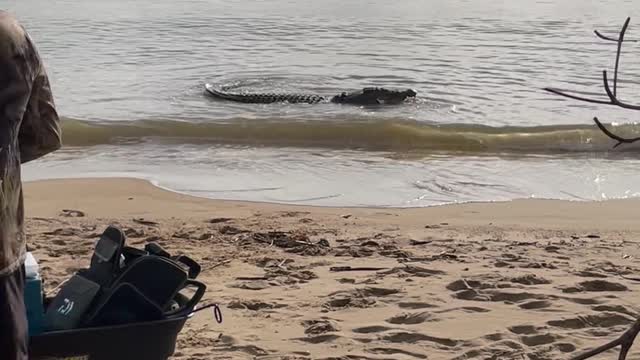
205, 84, 325, 104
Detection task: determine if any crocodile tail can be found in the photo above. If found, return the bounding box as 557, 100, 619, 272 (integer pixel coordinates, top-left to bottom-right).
205, 84, 325, 104
239, 93, 325, 104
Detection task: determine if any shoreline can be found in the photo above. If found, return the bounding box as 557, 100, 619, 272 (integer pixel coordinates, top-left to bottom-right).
23, 177, 640, 231
23, 177, 640, 359
22, 143, 640, 208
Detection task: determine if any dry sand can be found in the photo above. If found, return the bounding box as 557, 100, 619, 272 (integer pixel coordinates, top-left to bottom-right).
24, 178, 640, 359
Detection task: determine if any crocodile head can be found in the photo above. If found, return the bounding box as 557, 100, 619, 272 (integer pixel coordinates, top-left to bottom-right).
331, 87, 417, 105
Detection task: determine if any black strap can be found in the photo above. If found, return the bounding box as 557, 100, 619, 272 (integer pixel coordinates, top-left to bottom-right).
172, 255, 201, 279
164, 280, 207, 318
145, 243, 171, 258
144, 243, 201, 279
83, 225, 127, 287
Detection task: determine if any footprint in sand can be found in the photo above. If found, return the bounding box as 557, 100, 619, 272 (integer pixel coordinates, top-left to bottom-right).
366, 347, 427, 359
488, 340, 574, 359
266, 267, 318, 285
436, 306, 492, 314
547, 312, 635, 329
334, 245, 375, 258
573, 269, 609, 278
509, 274, 551, 285
323, 287, 401, 311
43, 228, 82, 237
505, 326, 576, 355
560, 296, 604, 305
518, 300, 554, 310
398, 302, 439, 310
227, 280, 271, 291
520, 333, 562, 347
454, 346, 523, 360
324, 295, 375, 310
446, 278, 497, 292
360, 287, 401, 296
386, 311, 438, 325
447, 274, 551, 291
227, 299, 286, 311
447, 276, 554, 304
456, 337, 574, 360
452, 288, 546, 304
561, 279, 629, 293
591, 304, 638, 318
124, 227, 145, 238
508, 325, 543, 335
352, 325, 397, 334
381, 331, 463, 348
379, 265, 446, 278
50, 239, 68, 246
211, 343, 270, 357
483, 333, 507, 341
278, 211, 311, 217
302, 319, 340, 335
254, 257, 295, 268
293, 333, 343, 344
554, 343, 577, 353
336, 278, 356, 284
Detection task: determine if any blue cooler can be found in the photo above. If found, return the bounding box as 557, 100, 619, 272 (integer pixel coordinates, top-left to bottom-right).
24, 252, 44, 336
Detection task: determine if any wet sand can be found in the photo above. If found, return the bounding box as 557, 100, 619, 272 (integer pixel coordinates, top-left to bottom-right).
24, 178, 640, 359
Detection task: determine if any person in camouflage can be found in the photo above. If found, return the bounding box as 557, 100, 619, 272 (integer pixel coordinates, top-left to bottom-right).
0, 10, 62, 359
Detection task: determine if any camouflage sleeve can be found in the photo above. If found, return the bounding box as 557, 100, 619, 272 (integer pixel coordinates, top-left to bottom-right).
18, 32, 61, 164
0, 21, 34, 138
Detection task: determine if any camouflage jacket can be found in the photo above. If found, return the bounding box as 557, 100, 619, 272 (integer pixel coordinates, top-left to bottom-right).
0, 11, 61, 276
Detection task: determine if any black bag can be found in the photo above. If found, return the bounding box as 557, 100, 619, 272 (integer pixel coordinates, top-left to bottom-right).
83, 255, 205, 327
31, 224, 212, 360
42, 274, 101, 331
43, 224, 206, 331
83, 283, 165, 327
123, 242, 201, 280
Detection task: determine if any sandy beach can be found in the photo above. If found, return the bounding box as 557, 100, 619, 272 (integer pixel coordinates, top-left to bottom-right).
24, 178, 640, 359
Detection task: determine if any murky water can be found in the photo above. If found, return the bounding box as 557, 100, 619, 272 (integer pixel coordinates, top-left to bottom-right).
7, 0, 640, 206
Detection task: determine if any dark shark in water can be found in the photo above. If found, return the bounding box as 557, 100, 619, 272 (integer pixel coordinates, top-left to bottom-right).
204, 84, 417, 105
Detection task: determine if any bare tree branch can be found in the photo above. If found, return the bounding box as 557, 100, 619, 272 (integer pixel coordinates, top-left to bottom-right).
603, 70, 640, 110
593, 117, 640, 148
544, 16, 640, 360
544, 17, 640, 149
543, 87, 612, 105
594, 29, 621, 42
570, 319, 640, 360
594, 28, 638, 43
613, 17, 630, 96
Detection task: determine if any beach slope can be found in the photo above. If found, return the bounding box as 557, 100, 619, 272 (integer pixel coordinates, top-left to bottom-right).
24, 178, 640, 359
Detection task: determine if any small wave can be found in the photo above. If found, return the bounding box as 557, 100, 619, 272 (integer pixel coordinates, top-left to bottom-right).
59, 116, 640, 154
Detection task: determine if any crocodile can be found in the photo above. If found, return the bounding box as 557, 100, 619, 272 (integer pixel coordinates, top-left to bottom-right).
204, 84, 417, 105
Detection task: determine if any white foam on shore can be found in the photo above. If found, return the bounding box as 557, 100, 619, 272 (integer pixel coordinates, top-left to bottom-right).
21, 144, 640, 208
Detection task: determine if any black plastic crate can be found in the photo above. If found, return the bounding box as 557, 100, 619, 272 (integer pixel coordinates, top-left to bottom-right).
29, 315, 189, 360
27, 230, 208, 360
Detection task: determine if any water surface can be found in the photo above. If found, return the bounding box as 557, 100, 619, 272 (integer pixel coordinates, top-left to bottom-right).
8, 0, 640, 206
